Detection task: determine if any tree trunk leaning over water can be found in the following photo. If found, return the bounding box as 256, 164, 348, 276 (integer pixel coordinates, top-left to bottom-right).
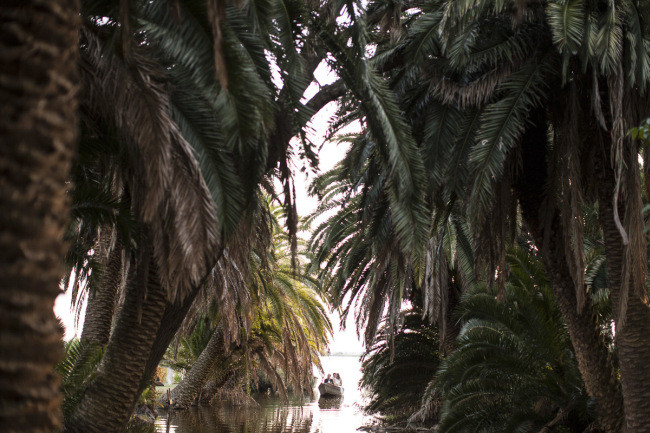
139, 284, 203, 393
165, 326, 226, 408
65, 260, 168, 433
0, 1, 80, 431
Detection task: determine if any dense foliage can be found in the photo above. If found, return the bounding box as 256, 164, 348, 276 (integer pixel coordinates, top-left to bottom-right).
436, 248, 593, 433
6, 0, 650, 432
360, 311, 441, 423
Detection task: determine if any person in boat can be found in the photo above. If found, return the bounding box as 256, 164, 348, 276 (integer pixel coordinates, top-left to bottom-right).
332, 373, 342, 386
324, 374, 333, 384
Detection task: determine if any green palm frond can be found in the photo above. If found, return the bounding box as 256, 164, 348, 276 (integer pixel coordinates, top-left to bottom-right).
56, 339, 105, 418
593, 0, 623, 74
548, 0, 586, 56
435, 247, 593, 433
621, 0, 650, 90
317, 27, 428, 255
469, 53, 553, 221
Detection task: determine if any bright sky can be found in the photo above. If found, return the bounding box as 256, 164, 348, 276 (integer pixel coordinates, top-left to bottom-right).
54, 61, 364, 354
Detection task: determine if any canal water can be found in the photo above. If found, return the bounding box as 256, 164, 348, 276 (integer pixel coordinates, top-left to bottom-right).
155, 355, 373, 433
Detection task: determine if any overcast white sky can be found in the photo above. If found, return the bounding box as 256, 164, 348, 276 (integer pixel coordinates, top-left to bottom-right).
55, 62, 365, 354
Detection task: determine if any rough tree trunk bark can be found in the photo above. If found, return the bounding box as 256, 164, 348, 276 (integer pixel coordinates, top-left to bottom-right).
139, 285, 202, 391
439, 278, 462, 357
0, 1, 79, 431
596, 148, 650, 433
80, 236, 122, 346
515, 115, 623, 433
65, 262, 168, 433
165, 326, 225, 408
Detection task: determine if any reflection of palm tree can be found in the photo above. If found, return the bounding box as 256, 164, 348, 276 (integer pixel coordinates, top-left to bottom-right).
166, 403, 315, 433
318, 397, 343, 410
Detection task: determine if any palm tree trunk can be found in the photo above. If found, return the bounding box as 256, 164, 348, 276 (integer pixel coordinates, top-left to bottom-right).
0, 1, 79, 431
165, 326, 225, 408
139, 285, 202, 391
439, 278, 462, 357
541, 246, 624, 433
139, 249, 223, 390
515, 115, 623, 433
596, 150, 650, 433
65, 261, 168, 433
80, 236, 122, 346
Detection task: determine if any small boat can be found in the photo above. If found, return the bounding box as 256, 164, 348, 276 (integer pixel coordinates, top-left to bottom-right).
318, 382, 343, 397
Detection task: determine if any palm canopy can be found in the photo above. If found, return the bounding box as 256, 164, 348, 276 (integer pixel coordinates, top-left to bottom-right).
360, 310, 441, 423
308, 135, 473, 348
70, 0, 344, 304
311, 0, 650, 338
308, 145, 424, 346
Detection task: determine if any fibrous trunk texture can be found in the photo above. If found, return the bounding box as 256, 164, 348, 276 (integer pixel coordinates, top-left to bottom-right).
65, 262, 168, 433
139, 285, 202, 392
439, 279, 461, 357
596, 150, 650, 433
0, 1, 79, 431
166, 326, 225, 408
80, 236, 122, 346
516, 116, 623, 433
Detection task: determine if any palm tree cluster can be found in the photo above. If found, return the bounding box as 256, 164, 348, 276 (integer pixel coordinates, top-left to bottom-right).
59, 1, 330, 430
3, 0, 650, 432
309, 1, 650, 432
161, 219, 331, 408
2, 0, 349, 431
355, 244, 599, 432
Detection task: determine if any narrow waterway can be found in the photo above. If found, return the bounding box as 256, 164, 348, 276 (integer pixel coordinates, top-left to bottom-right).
155, 356, 373, 433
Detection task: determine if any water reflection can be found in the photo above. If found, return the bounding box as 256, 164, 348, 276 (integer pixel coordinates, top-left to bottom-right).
317, 397, 343, 410
156, 356, 371, 433
156, 401, 316, 433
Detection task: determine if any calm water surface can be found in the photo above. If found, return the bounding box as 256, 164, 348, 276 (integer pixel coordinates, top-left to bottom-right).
155, 356, 374, 433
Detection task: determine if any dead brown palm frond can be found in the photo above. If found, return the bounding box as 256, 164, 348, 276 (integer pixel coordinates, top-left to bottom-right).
173, 225, 263, 352
80, 27, 222, 302
426, 63, 516, 109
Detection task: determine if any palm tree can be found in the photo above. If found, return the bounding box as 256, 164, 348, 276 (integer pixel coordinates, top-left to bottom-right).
309, 161, 472, 355
62, 0, 349, 429
0, 1, 80, 432
435, 247, 593, 433
323, 1, 650, 430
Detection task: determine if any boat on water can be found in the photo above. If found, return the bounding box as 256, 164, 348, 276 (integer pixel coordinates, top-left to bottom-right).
318, 382, 343, 397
